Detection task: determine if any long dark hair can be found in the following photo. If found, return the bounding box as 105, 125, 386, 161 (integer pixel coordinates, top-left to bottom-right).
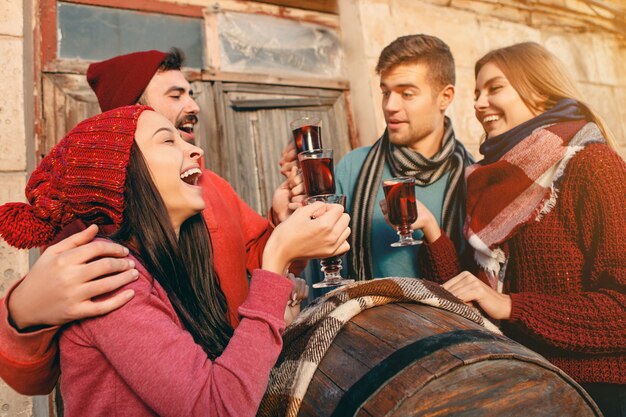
112, 144, 233, 360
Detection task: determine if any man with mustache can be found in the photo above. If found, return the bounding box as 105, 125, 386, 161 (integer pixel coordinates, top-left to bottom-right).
0, 48, 304, 394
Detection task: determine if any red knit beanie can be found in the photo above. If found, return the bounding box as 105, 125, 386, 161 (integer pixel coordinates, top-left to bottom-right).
0, 105, 152, 249
87, 50, 167, 111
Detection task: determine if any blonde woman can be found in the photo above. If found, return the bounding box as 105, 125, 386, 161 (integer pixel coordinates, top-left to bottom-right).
415, 42, 625, 416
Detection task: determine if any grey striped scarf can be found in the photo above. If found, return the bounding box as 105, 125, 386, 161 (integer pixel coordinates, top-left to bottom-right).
348, 117, 473, 280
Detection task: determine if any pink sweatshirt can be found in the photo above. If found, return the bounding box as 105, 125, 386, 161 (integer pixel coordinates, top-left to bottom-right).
59, 253, 292, 417
0, 168, 274, 395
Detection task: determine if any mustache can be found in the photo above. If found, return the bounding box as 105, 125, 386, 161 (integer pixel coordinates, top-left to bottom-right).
177, 114, 198, 126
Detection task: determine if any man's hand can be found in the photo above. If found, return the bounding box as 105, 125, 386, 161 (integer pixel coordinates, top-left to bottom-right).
379, 198, 441, 243
279, 142, 298, 178
8, 225, 138, 330
271, 166, 306, 224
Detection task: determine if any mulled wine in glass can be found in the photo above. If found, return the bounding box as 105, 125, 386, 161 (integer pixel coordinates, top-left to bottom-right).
382, 177, 422, 247
298, 149, 335, 197
305, 194, 354, 288
290, 117, 323, 153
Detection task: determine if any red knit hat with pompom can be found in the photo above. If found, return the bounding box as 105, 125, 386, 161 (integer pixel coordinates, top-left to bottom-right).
87, 50, 167, 112
0, 105, 152, 249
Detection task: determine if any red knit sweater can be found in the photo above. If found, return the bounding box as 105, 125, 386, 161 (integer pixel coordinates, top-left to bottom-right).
0, 169, 272, 395
421, 144, 626, 384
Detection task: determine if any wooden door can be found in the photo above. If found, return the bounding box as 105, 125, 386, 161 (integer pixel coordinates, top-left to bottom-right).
212, 82, 351, 214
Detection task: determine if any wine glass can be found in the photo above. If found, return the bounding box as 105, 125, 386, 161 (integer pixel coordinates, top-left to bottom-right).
290, 116, 323, 154
305, 194, 354, 288
382, 177, 422, 247
298, 149, 335, 197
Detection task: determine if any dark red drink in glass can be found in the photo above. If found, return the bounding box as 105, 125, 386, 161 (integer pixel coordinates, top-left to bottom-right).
292, 125, 322, 153
304, 194, 354, 288
290, 116, 323, 153
299, 150, 335, 197
383, 177, 422, 246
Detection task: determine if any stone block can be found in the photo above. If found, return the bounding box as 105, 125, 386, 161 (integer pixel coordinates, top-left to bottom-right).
452, 0, 530, 25
544, 32, 623, 86
0, 385, 32, 417
476, 16, 541, 58
447, 67, 484, 159
563, 0, 599, 16
543, 33, 595, 82
589, 34, 621, 86
393, 0, 486, 67
357, 0, 396, 59
0, 174, 30, 415
0, 172, 28, 296
577, 82, 625, 151
0, 0, 22, 37
0, 37, 26, 172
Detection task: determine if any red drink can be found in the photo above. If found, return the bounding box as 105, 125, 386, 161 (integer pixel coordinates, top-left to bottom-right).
300, 157, 335, 196
383, 179, 417, 228
292, 125, 322, 153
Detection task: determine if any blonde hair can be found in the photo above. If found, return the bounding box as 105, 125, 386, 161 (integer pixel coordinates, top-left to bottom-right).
475, 42, 617, 149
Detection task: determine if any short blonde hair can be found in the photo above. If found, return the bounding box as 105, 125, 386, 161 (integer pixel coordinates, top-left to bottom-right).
475, 42, 617, 149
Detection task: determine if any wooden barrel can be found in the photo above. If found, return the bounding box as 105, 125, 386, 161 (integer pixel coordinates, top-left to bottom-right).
297, 302, 601, 417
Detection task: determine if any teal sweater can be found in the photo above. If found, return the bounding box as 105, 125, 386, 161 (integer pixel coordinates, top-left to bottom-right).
336, 146, 450, 278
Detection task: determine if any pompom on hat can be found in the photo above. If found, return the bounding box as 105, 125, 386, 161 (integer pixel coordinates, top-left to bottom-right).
0, 105, 152, 249
87, 50, 167, 112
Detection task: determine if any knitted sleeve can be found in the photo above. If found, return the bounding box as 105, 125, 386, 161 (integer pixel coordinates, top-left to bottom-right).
419, 231, 462, 283
0, 279, 59, 395
509, 144, 626, 353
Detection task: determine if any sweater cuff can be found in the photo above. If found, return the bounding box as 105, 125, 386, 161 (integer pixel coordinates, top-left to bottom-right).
423, 230, 459, 265
509, 292, 527, 323
0, 278, 59, 365
239, 270, 293, 323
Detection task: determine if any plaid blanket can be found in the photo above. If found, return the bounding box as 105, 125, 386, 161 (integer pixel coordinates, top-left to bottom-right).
465, 121, 603, 291
257, 278, 500, 417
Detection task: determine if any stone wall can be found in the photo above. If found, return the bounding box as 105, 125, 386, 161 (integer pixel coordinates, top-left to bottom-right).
0, 0, 33, 415
341, 0, 626, 159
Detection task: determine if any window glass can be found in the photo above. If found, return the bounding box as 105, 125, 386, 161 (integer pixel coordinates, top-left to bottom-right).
57, 2, 204, 68
218, 12, 342, 78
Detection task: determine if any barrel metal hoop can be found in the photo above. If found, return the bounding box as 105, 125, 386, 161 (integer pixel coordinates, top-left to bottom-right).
330, 329, 507, 417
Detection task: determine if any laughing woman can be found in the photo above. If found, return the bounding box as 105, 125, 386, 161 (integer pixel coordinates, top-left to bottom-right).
0, 106, 350, 417
415, 42, 626, 416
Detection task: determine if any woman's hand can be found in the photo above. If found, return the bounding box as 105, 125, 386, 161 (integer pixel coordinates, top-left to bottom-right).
283, 273, 309, 326
379, 198, 441, 243
442, 271, 512, 320
262, 202, 350, 275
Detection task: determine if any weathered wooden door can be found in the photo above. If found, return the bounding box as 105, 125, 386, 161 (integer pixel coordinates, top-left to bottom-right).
196, 81, 352, 214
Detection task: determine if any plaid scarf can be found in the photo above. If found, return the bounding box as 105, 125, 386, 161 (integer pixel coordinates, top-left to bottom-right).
349, 118, 473, 280
465, 120, 604, 291
257, 278, 500, 417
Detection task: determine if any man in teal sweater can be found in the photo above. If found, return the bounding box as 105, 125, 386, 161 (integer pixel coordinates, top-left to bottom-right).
340, 34, 473, 280
280, 34, 473, 281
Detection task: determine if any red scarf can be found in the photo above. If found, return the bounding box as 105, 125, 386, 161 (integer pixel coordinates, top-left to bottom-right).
464, 120, 603, 291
